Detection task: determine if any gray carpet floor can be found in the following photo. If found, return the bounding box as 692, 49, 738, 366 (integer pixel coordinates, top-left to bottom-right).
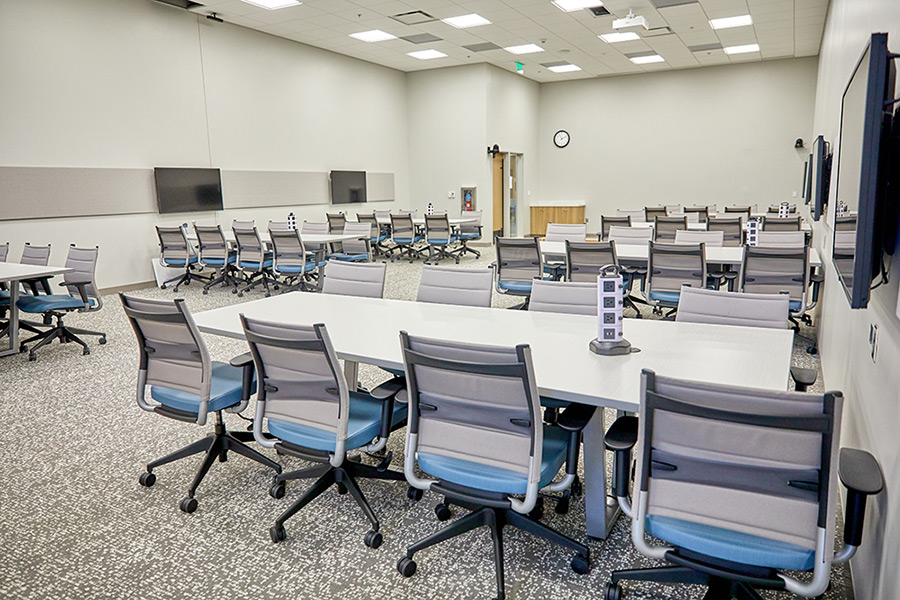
0, 249, 851, 600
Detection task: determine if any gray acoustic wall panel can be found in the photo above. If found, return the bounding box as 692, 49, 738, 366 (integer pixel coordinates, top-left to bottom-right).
221, 170, 329, 208
366, 172, 395, 202
0, 166, 155, 220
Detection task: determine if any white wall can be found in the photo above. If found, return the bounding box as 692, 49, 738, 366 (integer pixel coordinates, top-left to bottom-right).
0, 0, 408, 289
811, 2, 900, 599
537, 58, 819, 230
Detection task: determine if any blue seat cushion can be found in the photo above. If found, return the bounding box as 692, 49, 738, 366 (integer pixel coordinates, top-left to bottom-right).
429, 236, 458, 245
163, 256, 199, 266
150, 361, 252, 414
459, 233, 480, 240
789, 300, 802, 311
649, 290, 681, 305
16, 294, 93, 313
267, 392, 407, 453
417, 425, 568, 495
646, 515, 815, 572
328, 253, 369, 262
203, 254, 236, 266
240, 259, 274, 270
277, 262, 319, 274
498, 280, 533, 293
395, 236, 423, 243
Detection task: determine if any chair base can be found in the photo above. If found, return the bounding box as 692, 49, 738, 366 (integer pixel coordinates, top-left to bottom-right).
161, 266, 211, 292
237, 269, 280, 297
18, 313, 106, 361
457, 240, 481, 258
202, 265, 241, 294
424, 243, 461, 265
607, 566, 769, 600
399, 503, 590, 600
269, 455, 406, 545
140, 414, 281, 512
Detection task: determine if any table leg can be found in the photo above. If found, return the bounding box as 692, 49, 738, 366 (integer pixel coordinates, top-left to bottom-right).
583, 407, 621, 539
1, 285, 19, 358
344, 360, 359, 392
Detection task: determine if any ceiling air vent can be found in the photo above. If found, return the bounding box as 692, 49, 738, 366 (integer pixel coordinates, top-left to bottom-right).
401, 33, 443, 44
391, 11, 438, 26
153, 0, 205, 9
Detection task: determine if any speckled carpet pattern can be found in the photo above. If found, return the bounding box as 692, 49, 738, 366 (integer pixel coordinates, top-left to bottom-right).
0, 249, 851, 600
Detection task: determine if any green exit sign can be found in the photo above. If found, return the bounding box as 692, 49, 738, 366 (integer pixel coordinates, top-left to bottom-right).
515, 62, 524, 74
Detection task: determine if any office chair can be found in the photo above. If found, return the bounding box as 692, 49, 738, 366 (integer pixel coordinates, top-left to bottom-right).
762, 216, 802, 232
665, 204, 683, 215
457, 210, 483, 258
603, 370, 883, 600
240, 316, 407, 547
233, 221, 279, 297
326, 212, 346, 233
617, 209, 644, 222
646, 241, 707, 318
417, 264, 493, 307
834, 215, 857, 231
396, 333, 593, 600
724, 205, 752, 218
768, 203, 798, 213
0, 242, 7, 326
0, 243, 54, 338
544, 223, 587, 278
493, 237, 545, 309
193, 223, 239, 294
564, 240, 641, 317
654, 215, 688, 242
675, 230, 727, 289
155, 226, 210, 292
357, 213, 391, 257
756, 231, 807, 247
707, 216, 744, 247
423, 214, 459, 264
121, 294, 281, 513
644, 206, 667, 222
328, 222, 372, 263
321, 260, 386, 298
741, 245, 809, 329
684, 206, 709, 223
608, 226, 654, 305
16, 245, 107, 361
600, 215, 631, 241
390, 213, 424, 262
268, 225, 324, 293
529, 279, 597, 316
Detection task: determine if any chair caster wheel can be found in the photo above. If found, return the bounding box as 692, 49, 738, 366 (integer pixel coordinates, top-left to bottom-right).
273, 285, 280, 290
179, 497, 198, 513
99, 337, 107, 345
571, 475, 583, 496
269, 481, 285, 498
364, 530, 383, 549
139, 472, 156, 487
20, 344, 27, 353
270, 524, 287, 543
28, 353, 36, 362
232, 289, 238, 294
555, 495, 570, 515
434, 503, 452, 521
203, 290, 208, 295
397, 557, 417, 577
407, 487, 423, 501
160, 284, 167, 289
265, 293, 271, 298
604, 582, 622, 600
529, 497, 544, 521
337, 483, 348, 495
237, 293, 243, 298
571, 554, 590, 575
82, 348, 90, 356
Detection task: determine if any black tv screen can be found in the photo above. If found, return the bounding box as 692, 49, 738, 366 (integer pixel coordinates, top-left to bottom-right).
155, 168, 223, 214
801, 158, 809, 202
832, 33, 895, 309
810, 136, 832, 221
803, 153, 813, 203
331, 171, 367, 204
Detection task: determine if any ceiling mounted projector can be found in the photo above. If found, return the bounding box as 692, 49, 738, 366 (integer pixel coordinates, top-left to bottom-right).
612, 10, 649, 31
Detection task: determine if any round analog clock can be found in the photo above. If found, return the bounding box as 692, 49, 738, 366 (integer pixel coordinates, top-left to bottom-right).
553, 130, 570, 148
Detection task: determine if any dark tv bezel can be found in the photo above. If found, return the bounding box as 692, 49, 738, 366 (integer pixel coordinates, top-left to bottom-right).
802, 157, 810, 202
811, 136, 830, 221
804, 152, 814, 203
833, 32, 893, 309
330, 170, 367, 205
154, 167, 223, 214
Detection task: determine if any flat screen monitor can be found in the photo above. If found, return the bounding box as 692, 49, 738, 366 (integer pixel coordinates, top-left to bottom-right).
331, 171, 367, 204
803, 154, 813, 203
154, 168, 223, 214
810, 136, 832, 221
832, 32, 895, 309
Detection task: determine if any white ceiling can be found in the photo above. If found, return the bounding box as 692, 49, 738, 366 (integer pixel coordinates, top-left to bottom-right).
184, 0, 829, 82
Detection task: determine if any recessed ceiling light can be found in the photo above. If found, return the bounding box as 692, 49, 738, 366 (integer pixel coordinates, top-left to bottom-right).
239, 0, 300, 9
709, 15, 752, 30
548, 64, 582, 73
442, 14, 491, 29
599, 32, 640, 43
349, 30, 397, 43
408, 49, 448, 60
551, 0, 604, 12
724, 43, 760, 54
630, 54, 665, 64
504, 44, 545, 55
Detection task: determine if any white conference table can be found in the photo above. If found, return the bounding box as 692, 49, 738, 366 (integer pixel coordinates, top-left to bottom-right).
192, 292, 794, 538
540, 240, 823, 268
630, 219, 812, 233
0, 263, 73, 358
375, 216, 478, 227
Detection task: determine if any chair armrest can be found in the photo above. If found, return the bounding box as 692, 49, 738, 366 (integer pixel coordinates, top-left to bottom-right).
605, 415, 639, 500
556, 403, 596, 432
840, 448, 884, 548
789, 366, 817, 392
230, 352, 256, 404
810, 268, 824, 284
230, 352, 253, 368
370, 376, 405, 401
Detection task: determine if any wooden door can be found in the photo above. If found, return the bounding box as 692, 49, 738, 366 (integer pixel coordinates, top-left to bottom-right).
492, 153, 504, 238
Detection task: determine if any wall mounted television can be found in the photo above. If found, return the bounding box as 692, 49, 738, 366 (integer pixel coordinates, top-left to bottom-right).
832, 32, 897, 309
154, 168, 223, 214
803, 154, 812, 203
331, 171, 367, 204
810, 135, 833, 221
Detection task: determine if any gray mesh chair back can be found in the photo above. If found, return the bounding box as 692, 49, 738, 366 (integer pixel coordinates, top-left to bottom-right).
545, 223, 587, 242
600, 216, 631, 241
674, 230, 724, 247
156, 227, 191, 265
608, 226, 653, 245
529, 280, 597, 315
834, 215, 857, 231
194, 224, 231, 263
232, 221, 266, 264
326, 213, 346, 233
340, 222, 372, 257
374, 209, 392, 221
321, 260, 386, 298
424, 215, 453, 243
665, 205, 683, 214
768, 204, 798, 214
268, 226, 309, 273
684, 206, 709, 223
390, 214, 418, 242
757, 231, 806, 248
357, 213, 379, 231
707, 216, 743, 246
647, 242, 706, 300
120, 294, 214, 425
400, 332, 544, 512
63, 245, 102, 309
724, 206, 751, 218
20, 243, 51, 266
644, 206, 667, 222
240, 316, 351, 460
763, 216, 802, 232
565, 240, 617, 282
676, 286, 790, 330
495, 237, 542, 285
459, 210, 483, 237
632, 369, 842, 597
399, 209, 419, 217
417, 265, 493, 307
618, 209, 644, 221
301, 221, 329, 236
0, 242, 8, 262
742, 246, 809, 309
654, 216, 687, 242
268, 221, 291, 231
